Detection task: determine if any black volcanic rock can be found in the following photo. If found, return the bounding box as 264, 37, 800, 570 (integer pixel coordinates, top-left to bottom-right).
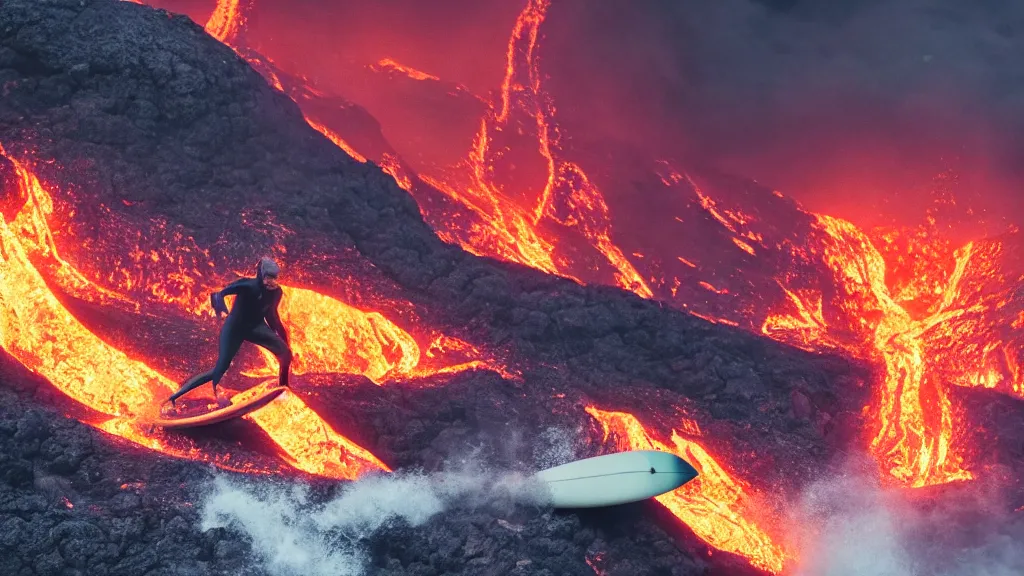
0, 384, 260, 576
0, 0, 892, 574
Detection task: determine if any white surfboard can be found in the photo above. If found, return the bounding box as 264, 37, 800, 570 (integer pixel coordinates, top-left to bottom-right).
534, 450, 698, 508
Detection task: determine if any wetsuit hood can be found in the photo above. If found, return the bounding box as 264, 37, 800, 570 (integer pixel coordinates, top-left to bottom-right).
256, 257, 280, 282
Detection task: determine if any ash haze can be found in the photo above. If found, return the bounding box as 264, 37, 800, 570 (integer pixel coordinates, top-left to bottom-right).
541, 0, 1024, 235
148, 0, 1024, 234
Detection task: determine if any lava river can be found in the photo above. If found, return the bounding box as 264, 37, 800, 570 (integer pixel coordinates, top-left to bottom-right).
0, 145, 510, 479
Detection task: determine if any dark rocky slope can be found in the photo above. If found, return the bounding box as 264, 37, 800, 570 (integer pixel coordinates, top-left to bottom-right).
0, 0, 915, 574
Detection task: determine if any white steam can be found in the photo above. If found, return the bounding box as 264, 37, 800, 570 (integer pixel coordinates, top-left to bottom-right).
789, 473, 917, 576
789, 468, 1024, 576
532, 425, 587, 470
199, 468, 550, 576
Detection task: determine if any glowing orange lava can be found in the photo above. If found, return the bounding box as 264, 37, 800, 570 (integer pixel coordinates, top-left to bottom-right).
205, 0, 246, 44
204, 0, 650, 298
0, 147, 388, 480
371, 58, 441, 82
430, 0, 647, 295
378, 152, 412, 191
304, 118, 368, 164
586, 406, 788, 574
764, 214, 982, 487
241, 287, 503, 383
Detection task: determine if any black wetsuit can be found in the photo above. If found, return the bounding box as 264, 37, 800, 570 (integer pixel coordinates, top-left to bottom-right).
168, 277, 292, 404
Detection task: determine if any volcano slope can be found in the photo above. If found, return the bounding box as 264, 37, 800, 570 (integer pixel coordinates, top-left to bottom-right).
0, 0, 908, 574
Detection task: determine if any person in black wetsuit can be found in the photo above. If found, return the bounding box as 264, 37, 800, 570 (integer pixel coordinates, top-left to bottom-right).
165, 256, 293, 411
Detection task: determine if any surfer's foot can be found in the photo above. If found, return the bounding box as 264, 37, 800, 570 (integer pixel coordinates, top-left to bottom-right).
160, 400, 181, 417
215, 389, 231, 409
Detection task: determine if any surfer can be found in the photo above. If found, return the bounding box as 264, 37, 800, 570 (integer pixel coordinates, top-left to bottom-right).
164, 256, 293, 413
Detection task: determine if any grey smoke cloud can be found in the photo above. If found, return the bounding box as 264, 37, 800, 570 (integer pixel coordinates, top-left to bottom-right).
543, 0, 1024, 230
787, 466, 1024, 576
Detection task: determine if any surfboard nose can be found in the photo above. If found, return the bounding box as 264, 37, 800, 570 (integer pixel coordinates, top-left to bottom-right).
656, 453, 699, 485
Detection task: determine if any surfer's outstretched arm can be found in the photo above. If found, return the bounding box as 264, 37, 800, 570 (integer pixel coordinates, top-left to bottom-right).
211, 278, 250, 317
217, 278, 249, 296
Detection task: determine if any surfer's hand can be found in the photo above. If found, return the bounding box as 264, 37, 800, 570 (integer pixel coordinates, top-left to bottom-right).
210, 292, 228, 318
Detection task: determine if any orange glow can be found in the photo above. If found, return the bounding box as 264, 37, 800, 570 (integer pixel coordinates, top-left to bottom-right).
732, 237, 756, 256
586, 406, 788, 574
240, 287, 506, 384
293, 0, 651, 298
688, 174, 765, 248
378, 152, 413, 191
441, 0, 650, 298
0, 147, 388, 479
245, 287, 420, 382
765, 214, 979, 487
205, 0, 246, 44
689, 310, 740, 327
761, 286, 838, 352
304, 118, 368, 163
371, 58, 440, 82
699, 281, 727, 295
233, 383, 390, 478
126, 0, 1023, 538
189, 0, 651, 299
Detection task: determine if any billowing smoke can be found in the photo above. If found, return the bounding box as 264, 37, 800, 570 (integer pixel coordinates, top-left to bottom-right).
540, 0, 1024, 232
788, 463, 1024, 576
196, 426, 590, 575
199, 467, 550, 576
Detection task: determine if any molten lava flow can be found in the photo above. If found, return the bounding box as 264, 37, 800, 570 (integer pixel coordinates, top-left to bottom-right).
371, 59, 441, 82
246, 287, 420, 381
30, 151, 504, 386
195, 0, 649, 298
0, 148, 388, 480
765, 215, 978, 487
689, 174, 766, 256
378, 152, 412, 191
761, 286, 838, 352
205, 0, 247, 44
241, 286, 505, 383
0, 201, 167, 416
232, 383, 389, 478
433, 0, 652, 298
197, 2, 376, 168
304, 118, 368, 163
912, 238, 1024, 400
586, 406, 788, 574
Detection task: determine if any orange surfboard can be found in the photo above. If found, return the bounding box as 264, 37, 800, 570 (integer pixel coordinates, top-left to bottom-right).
148, 386, 288, 430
